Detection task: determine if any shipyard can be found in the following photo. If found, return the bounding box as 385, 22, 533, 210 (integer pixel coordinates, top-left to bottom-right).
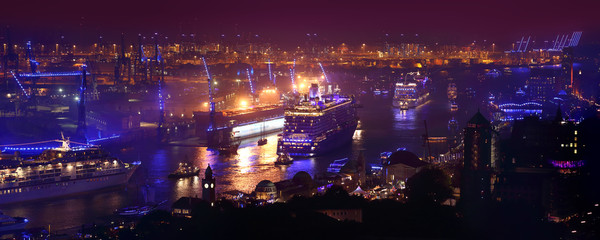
1, 0, 600, 239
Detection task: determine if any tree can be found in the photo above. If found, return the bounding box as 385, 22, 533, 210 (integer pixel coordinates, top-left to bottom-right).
406, 167, 453, 204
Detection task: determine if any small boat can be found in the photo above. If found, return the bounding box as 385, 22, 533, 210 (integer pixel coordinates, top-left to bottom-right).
114, 200, 166, 217
257, 123, 268, 146
450, 101, 458, 111
0, 212, 28, 232
168, 162, 200, 178
257, 138, 267, 146
274, 153, 293, 165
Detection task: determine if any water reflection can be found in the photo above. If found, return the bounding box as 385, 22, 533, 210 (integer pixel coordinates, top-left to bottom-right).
0, 93, 469, 233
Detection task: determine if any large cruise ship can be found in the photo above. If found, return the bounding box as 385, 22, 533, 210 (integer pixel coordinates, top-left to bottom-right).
0, 140, 139, 205
392, 72, 430, 109
277, 84, 358, 157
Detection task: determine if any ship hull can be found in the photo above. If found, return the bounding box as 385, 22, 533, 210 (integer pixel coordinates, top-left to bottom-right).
392, 93, 429, 108
0, 168, 137, 205
277, 122, 357, 157
0, 218, 28, 232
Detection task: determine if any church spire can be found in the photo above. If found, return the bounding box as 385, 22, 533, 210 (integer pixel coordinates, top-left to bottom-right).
205, 164, 213, 179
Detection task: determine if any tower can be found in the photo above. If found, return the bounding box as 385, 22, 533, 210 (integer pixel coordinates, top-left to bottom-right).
202, 165, 216, 203
76, 66, 88, 142
461, 111, 493, 202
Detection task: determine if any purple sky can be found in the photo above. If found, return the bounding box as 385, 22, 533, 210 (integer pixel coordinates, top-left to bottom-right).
1, 0, 599, 47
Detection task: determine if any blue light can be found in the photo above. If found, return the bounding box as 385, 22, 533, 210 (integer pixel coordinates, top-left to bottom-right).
11, 71, 29, 98
247, 68, 255, 94
19, 72, 90, 78
268, 59, 273, 85
319, 62, 330, 83
88, 135, 121, 142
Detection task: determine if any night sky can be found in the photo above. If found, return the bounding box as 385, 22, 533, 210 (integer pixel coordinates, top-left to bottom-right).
1, 0, 599, 47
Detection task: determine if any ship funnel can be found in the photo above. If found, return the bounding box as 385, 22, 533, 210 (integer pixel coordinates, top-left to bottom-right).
309, 83, 320, 99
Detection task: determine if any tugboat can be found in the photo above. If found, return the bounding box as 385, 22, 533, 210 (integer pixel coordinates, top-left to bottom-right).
0, 212, 28, 232
274, 153, 293, 165
168, 162, 200, 178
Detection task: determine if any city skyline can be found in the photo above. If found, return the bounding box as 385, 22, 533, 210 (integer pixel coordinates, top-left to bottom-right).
1, 0, 599, 48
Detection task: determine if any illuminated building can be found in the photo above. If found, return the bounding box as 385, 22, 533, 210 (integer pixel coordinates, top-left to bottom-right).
254, 180, 277, 201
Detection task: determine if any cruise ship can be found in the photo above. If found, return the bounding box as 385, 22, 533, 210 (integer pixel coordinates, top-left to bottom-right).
277, 84, 358, 157
0, 139, 139, 205
447, 82, 458, 101
393, 72, 430, 109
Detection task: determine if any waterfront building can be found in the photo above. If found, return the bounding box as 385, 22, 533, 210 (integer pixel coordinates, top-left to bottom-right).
274, 171, 316, 201
171, 197, 203, 218
382, 150, 428, 186
254, 180, 277, 201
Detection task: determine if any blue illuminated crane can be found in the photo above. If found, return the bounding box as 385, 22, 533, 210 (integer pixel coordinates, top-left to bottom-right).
26, 41, 39, 73
134, 34, 149, 85
25, 41, 41, 100
114, 33, 131, 86
268, 59, 274, 85
291, 59, 296, 93
76, 65, 88, 142
246, 68, 255, 95
202, 57, 215, 131
318, 62, 330, 83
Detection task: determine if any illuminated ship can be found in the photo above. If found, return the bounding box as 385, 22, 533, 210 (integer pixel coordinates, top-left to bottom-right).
0, 139, 139, 205
393, 72, 430, 109
277, 84, 358, 157
168, 162, 200, 178
195, 104, 285, 144
447, 82, 458, 101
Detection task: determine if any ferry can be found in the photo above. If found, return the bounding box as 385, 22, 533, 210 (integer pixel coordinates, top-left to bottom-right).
277, 84, 358, 157
0, 139, 139, 205
393, 72, 430, 109
168, 162, 200, 178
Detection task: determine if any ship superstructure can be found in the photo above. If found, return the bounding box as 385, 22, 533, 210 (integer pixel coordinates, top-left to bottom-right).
393, 72, 430, 109
0, 140, 139, 205
277, 84, 358, 157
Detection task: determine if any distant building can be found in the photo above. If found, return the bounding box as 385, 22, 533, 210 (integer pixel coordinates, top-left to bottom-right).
526, 68, 559, 102
171, 197, 203, 218
202, 165, 216, 203
275, 171, 316, 201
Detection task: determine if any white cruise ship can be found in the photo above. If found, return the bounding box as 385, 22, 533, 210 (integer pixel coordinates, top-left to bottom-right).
393, 72, 430, 109
0, 139, 139, 205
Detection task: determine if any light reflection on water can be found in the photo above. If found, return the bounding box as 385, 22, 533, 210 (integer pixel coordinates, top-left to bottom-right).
0, 92, 469, 233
